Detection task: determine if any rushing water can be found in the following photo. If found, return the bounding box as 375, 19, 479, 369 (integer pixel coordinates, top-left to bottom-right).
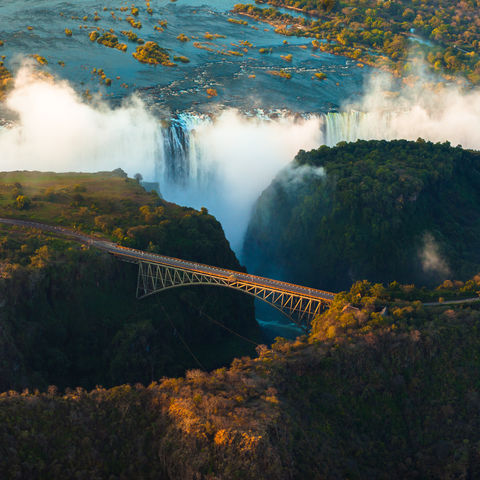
0, 0, 369, 114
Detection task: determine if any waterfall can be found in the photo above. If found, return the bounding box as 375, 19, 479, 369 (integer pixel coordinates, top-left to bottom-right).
152, 110, 401, 253
152, 110, 323, 253
155, 110, 406, 199
322, 111, 404, 146
157, 114, 210, 186
154, 110, 392, 198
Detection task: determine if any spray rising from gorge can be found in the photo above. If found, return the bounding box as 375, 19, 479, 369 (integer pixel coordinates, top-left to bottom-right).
2, 67, 480, 254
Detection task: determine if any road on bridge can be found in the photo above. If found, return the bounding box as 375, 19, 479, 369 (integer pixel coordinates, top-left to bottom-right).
0, 217, 336, 303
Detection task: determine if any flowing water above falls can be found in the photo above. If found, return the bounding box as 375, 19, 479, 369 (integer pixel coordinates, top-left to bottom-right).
0, 0, 369, 114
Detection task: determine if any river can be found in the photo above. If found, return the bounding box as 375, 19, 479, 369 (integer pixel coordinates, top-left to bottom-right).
0, 0, 369, 114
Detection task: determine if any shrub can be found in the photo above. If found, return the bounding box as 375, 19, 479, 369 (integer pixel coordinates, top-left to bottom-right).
132, 41, 173, 66
173, 55, 190, 63
32, 55, 48, 65
267, 69, 291, 79
15, 195, 31, 210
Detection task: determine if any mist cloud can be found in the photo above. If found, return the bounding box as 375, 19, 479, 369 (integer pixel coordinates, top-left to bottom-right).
332, 73, 480, 149
0, 65, 158, 178
160, 109, 323, 253
419, 233, 450, 278
278, 164, 325, 188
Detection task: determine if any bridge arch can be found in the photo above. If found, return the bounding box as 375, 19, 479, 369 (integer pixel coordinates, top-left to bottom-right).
136, 261, 330, 329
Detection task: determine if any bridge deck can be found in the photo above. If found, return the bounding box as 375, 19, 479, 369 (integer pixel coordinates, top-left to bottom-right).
109, 247, 335, 301
0, 217, 336, 302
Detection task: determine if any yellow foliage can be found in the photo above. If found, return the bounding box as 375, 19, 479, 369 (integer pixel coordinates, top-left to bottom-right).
30, 245, 51, 269
240, 432, 262, 451
264, 395, 279, 404
168, 399, 198, 434
326, 325, 337, 338
214, 429, 232, 446
133, 41, 171, 65
32, 54, 48, 65
126, 16, 142, 28
228, 18, 248, 25
176, 33, 189, 42
193, 42, 215, 52
204, 32, 226, 40
267, 69, 291, 79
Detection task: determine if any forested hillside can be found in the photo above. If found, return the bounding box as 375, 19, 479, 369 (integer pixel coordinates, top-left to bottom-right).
244, 139, 480, 291
2, 278, 480, 479
0, 171, 259, 391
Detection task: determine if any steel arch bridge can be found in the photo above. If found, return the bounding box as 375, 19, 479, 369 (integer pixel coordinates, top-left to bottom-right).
133, 259, 334, 330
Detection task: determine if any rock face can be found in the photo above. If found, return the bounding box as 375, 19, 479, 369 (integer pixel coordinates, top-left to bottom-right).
243, 139, 480, 291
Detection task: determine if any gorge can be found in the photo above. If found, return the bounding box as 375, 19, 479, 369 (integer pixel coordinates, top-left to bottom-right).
3, 0, 480, 477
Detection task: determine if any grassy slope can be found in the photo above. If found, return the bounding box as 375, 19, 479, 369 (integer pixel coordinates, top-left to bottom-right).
0, 170, 160, 229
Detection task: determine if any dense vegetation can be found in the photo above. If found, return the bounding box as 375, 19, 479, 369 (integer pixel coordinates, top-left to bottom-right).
0, 171, 259, 391
235, 0, 480, 83
132, 41, 174, 66
0, 64, 12, 100
2, 278, 480, 478
244, 139, 480, 291
95, 32, 128, 52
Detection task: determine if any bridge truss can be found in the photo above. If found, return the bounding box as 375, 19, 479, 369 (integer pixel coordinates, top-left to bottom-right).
136, 261, 330, 329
